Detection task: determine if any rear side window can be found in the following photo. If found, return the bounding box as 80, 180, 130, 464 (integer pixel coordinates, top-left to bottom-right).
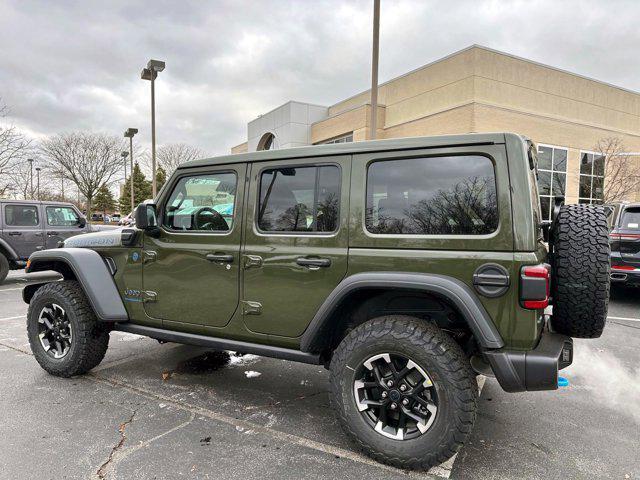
366, 155, 498, 235
46, 206, 79, 226
258, 165, 340, 233
5, 205, 39, 226
620, 208, 640, 230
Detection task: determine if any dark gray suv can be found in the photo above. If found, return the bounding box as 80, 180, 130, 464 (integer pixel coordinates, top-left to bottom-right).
0, 200, 89, 283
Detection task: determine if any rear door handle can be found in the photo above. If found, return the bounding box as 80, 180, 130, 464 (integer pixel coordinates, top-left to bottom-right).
47, 231, 59, 236
206, 253, 234, 263
296, 257, 331, 268
8, 232, 21, 236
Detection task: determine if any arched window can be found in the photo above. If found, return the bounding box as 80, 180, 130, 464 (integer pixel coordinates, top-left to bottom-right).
257, 132, 276, 151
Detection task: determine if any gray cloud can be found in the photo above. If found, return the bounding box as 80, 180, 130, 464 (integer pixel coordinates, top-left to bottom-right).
1, 0, 639, 157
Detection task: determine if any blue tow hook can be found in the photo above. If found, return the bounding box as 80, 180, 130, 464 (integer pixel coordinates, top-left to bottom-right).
558, 376, 569, 387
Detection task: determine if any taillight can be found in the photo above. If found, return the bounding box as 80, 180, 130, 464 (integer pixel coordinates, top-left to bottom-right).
520, 264, 550, 309
612, 265, 636, 271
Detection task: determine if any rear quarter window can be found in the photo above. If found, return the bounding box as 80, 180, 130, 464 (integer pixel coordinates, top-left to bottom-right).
365, 155, 498, 235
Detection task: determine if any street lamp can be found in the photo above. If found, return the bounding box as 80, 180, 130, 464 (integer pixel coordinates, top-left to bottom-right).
141, 59, 165, 198
35, 167, 41, 200
124, 128, 138, 213
27, 158, 34, 199
121, 150, 129, 196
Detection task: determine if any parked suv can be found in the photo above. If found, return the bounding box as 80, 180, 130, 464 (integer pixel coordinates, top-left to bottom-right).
609, 202, 640, 286
22, 134, 610, 470
0, 200, 88, 283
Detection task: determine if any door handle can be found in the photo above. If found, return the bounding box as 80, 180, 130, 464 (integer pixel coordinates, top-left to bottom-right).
8, 232, 21, 236
296, 257, 331, 268
206, 253, 234, 263
47, 231, 59, 236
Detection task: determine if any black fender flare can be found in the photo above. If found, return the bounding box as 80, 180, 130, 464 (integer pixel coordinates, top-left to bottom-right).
23, 248, 128, 322
0, 238, 19, 261
299, 272, 505, 353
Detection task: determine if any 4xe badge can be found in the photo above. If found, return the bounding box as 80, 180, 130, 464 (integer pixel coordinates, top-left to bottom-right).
130, 251, 140, 263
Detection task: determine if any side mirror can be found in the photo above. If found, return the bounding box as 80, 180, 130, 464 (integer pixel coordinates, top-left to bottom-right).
134, 203, 160, 236
78, 217, 87, 228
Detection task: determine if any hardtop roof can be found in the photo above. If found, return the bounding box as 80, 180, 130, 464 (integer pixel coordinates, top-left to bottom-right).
0, 199, 76, 206
179, 132, 515, 170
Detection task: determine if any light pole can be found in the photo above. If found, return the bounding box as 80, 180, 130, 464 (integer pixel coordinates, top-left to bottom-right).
369, 0, 380, 140
121, 151, 129, 205
141, 59, 165, 198
35, 167, 41, 200
124, 128, 138, 213
60, 170, 65, 201
27, 158, 34, 198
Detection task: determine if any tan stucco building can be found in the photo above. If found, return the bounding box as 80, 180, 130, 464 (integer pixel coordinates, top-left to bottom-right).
232, 45, 640, 219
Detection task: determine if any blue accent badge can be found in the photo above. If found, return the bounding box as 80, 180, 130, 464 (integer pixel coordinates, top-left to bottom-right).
131, 252, 140, 262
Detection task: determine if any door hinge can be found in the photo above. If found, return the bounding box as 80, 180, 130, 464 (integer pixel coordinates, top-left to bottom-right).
143, 250, 157, 264
243, 255, 263, 269
241, 300, 262, 315
143, 291, 158, 303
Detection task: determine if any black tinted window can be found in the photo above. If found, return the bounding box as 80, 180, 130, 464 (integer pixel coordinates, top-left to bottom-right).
366, 155, 498, 235
163, 173, 237, 232
620, 208, 640, 230
258, 165, 340, 233
5, 205, 39, 226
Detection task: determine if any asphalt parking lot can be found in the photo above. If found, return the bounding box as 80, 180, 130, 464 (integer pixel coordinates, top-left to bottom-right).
0, 271, 638, 480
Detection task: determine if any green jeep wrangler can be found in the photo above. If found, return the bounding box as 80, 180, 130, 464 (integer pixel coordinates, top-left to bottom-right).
23, 133, 610, 470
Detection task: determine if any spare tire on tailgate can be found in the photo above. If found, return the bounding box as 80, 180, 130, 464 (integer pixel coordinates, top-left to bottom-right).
550, 204, 610, 338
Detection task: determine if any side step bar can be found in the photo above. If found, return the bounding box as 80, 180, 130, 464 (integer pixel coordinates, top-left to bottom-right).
112, 323, 322, 365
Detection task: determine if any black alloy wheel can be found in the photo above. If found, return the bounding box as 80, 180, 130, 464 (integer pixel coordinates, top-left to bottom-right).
353, 352, 438, 441
37, 303, 73, 359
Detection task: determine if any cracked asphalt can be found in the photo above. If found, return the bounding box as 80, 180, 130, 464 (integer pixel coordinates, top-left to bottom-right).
0, 270, 639, 480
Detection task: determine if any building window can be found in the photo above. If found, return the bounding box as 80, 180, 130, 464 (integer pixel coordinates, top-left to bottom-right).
578, 151, 605, 204
320, 133, 353, 145
537, 145, 567, 221
257, 132, 276, 151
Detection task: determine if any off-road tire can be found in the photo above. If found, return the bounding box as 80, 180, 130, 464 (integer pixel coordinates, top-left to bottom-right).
329, 315, 477, 470
550, 204, 610, 338
0, 253, 9, 284
27, 280, 109, 377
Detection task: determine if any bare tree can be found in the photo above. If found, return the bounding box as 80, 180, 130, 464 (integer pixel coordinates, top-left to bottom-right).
40, 132, 125, 217
0, 100, 32, 195
595, 137, 640, 203
154, 143, 204, 173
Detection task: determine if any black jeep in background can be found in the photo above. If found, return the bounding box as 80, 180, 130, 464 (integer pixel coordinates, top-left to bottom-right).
0, 200, 89, 283
610, 202, 640, 286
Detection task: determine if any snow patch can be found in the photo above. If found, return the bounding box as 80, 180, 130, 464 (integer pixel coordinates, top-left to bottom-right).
244, 370, 261, 378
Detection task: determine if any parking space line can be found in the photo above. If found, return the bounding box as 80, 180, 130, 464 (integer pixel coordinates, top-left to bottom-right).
0, 315, 26, 322
87, 373, 434, 479
608, 315, 640, 322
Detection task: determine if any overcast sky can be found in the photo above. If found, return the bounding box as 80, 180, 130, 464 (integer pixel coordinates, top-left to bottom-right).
1, 0, 639, 157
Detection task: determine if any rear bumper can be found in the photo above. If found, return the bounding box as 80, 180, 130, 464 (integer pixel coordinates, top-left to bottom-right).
610, 268, 640, 285
484, 331, 573, 393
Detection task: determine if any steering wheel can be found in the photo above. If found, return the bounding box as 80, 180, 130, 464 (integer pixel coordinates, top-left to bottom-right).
193, 207, 228, 231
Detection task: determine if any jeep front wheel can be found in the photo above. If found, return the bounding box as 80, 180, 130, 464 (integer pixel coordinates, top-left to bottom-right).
27, 280, 109, 377
0, 253, 9, 284
329, 315, 477, 470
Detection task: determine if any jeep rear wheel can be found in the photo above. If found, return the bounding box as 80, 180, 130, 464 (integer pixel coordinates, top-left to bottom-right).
27, 280, 109, 377
329, 315, 477, 470
550, 204, 610, 338
0, 253, 9, 284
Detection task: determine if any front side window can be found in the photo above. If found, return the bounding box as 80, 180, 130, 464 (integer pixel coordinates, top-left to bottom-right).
579, 152, 605, 205
163, 173, 237, 232
5, 205, 39, 226
46, 206, 79, 226
366, 155, 498, 235
537, 145, 568, 221
258, 165, 340, 233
